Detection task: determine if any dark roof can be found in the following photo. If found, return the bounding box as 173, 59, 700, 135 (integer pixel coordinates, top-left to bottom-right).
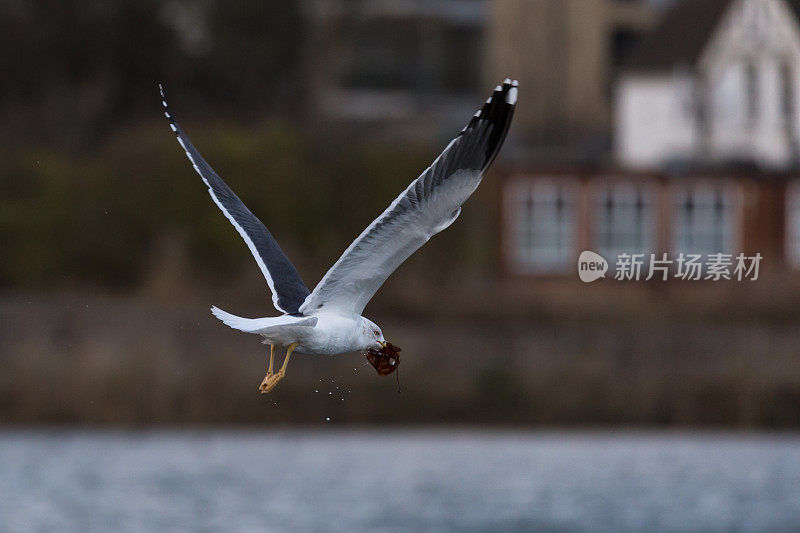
622, 0, 733, 72
786, 0, 800, 22
623, 0, 800, 72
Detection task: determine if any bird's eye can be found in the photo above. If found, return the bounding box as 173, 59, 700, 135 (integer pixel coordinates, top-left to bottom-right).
373, 329, 380, 336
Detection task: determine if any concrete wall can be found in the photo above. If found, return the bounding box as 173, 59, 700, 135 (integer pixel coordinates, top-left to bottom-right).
483, 0, 655, 152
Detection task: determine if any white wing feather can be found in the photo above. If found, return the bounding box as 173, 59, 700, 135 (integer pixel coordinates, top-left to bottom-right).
300, 80, 517, 317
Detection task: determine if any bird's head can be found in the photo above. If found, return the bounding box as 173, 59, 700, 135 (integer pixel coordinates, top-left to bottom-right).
357, 317, 385, 349
358, 317, 401, 375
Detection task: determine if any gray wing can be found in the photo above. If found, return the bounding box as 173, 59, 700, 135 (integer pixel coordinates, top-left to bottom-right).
160, 85, 310, 315
300, 79, 518, 317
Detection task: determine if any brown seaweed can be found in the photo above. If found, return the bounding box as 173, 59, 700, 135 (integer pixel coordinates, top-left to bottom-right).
365, 342, 401, 376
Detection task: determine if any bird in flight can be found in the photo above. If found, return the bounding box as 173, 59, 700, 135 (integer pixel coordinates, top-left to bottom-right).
160, 79, 517, 393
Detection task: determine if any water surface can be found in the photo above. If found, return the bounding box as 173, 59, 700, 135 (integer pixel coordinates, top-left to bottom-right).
1, 429, 798, 532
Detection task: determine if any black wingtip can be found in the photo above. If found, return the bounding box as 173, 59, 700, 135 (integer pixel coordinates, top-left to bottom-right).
461, 78, 517, 133
460, 78, 517, 170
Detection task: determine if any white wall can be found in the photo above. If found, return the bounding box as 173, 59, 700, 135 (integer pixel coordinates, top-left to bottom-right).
615, 0, 800, 170
615, 73, 696, 169
703, 0, 800, 168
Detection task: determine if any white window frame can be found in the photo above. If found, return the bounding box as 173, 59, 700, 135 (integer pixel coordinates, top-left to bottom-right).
504, 176, 579, 274
591, 178, 658, 260
670, 180, 742, 256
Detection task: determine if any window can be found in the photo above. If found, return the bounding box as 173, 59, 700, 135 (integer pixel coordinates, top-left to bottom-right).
343, 17, 482, 94
505, 178, 578, 273
592, 180, 657, 259
786, 182, 800, 268
671, 181, 739, 256
344, 19, 419, 91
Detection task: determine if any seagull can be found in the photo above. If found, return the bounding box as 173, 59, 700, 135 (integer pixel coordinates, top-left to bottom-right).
160, 79, 517, 393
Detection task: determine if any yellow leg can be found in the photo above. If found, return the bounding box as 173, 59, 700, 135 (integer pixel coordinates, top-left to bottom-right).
279, 343, 296, 374
259, 342, 298, 394
267, 344, 275, 375
259, 345, 275, 392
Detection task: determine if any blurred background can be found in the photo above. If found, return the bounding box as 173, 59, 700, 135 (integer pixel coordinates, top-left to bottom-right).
2, 0, 800, 531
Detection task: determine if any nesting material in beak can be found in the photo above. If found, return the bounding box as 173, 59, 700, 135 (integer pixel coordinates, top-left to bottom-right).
365, 342, 401, 376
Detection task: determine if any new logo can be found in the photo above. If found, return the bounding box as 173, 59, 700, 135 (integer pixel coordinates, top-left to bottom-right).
578, 250, 608, 282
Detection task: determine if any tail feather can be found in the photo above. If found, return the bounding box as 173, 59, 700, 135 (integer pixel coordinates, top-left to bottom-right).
210, 306, 317, 334
211, 306, 255, 332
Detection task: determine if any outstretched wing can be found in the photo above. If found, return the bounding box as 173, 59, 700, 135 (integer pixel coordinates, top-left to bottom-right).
160, 85, 310, 315
300, 79, 517, 317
